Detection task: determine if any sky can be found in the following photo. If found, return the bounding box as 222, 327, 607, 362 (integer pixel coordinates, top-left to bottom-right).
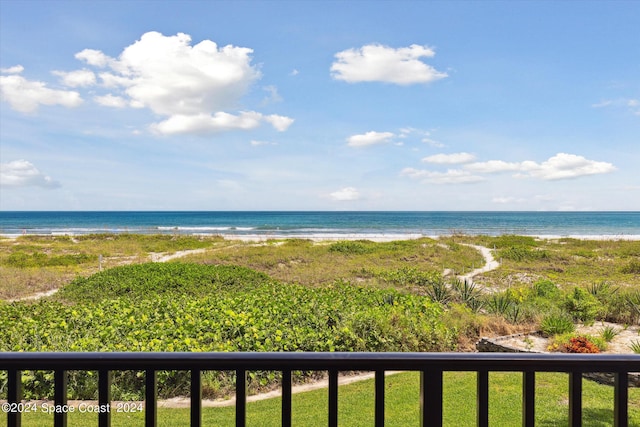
0, 0, 639, 211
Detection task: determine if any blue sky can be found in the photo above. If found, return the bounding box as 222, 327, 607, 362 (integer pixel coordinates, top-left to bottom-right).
1, 0, 638, 211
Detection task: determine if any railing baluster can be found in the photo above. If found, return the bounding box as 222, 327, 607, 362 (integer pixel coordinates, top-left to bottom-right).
522, 370, 535, 427
98, 369, 111, 427
420, 369, 443, 427
569, 371, 582, 427
477, 370, 489, 427
236, 369, 247, 427
375, 370, 385, 427
614, 371, 628, 427
328, 370, 338, 427
281, 370, 292, 427
145, 370, 157, 427
54, 370, 68, 427
191, 369, 202, 427
7, 369, 22, 427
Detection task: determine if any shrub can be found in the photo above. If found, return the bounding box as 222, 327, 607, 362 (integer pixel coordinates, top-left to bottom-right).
533, 280, 560, 298
540, 313, 575, 337
600, 325, 620, 342
502, 247, 552, 262
621, 260, 640, 274
563, 287, 601, 324
563, 336, 601, 354
629, 340, 640, 354
376, 267, 440, 288
328, 241, 373, 255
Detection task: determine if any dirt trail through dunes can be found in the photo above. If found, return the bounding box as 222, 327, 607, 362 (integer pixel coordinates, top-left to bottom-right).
7, 247, 217, 302
457, 244, 500, 285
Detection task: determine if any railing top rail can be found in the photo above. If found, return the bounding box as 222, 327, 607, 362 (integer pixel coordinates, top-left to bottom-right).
1, 352, 638, 372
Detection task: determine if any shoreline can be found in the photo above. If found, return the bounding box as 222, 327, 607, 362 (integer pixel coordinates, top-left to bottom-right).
2, 232, 640, 242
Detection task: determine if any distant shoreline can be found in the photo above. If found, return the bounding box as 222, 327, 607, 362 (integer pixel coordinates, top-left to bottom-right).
2, 232, 640, 242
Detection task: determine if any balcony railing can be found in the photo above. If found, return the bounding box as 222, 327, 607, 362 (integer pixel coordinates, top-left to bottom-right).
1, 352, 638, 427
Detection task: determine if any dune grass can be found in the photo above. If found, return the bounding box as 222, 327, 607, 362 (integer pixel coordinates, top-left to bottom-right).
3, 371, 638, 426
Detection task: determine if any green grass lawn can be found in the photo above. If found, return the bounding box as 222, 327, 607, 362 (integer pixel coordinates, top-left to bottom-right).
3, 371, 638, 426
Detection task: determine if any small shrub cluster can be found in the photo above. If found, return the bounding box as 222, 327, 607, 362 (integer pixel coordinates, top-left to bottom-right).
621, 260, 640, 274
562, 336, 601, 354
540, 313, 575, 337
328, 240, 373, 255
3, 251, 97, 268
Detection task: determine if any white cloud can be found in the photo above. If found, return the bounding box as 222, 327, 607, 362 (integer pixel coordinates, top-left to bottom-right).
0, 160, 60, 188
0, 73, 83, 113
329, 187, 360, 201
262, 85, 282, 104
1, 65, 24, 74
331, 44, 447, 85
422, 152, 476, 164
73, 31, 292, 135
422, 137, 445, 148
150, 111, 292, 135
263, 114, 294, 132
52, 69, 96, 87
75, 49, 111, 67
86, 31, 261, 116
94, 94, 128, 108
464, 160, 522, 173
465, 153, 615, 180
290, 69, 299, 76
400, 168, 484, 184
592, 98, 640, 115
347, 131, 395, 147
526, 153, 616, 180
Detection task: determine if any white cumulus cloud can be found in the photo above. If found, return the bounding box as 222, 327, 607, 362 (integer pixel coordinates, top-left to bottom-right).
0, 65, 24, 74
0, 160, 60, 188
347, 131, 395, 147
52, 69, 96, 87
464, 153, 615, 180
526, 153, 616, 180
329, 187, 360, 201
94, 94, 128, 108
331, 44, 447, 85
422, 152, 476, 164
0, 71, 83, 113
73, 31, 293, 135
75, 49, 111, 67
151, 111, 292, 135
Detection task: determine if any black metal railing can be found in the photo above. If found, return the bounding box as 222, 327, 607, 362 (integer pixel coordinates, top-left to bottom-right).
1, 352, 638, 427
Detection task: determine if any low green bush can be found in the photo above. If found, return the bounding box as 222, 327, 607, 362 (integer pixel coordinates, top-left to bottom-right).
563, 287, 601, 324
328, 240, 373, 255
540, 313, 575, 337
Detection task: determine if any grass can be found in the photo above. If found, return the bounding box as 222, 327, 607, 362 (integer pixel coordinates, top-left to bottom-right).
0, 234, 231, 299
3, 234, 638, 299
2, 372, 638, 426
457, 236, 640, 290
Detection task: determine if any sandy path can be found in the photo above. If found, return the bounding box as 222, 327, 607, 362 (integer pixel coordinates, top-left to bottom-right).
149, 248, 208, 262
9, 248, 213, 302
457, 244, 500, 285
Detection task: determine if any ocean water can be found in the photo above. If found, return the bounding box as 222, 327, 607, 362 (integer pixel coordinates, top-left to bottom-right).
0, 211, 639, 239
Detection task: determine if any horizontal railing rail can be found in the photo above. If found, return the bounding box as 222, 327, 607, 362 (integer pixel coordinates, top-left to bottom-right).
1, 352, 638, 427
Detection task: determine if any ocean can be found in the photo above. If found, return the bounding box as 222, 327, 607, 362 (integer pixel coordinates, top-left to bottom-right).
0, 211, 639, 239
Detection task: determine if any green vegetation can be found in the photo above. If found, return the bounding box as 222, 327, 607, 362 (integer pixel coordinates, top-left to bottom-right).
540, 313, 575, 337
0, 263, 456, 399
458, 236, 640, 289
1, 233, 639, 411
